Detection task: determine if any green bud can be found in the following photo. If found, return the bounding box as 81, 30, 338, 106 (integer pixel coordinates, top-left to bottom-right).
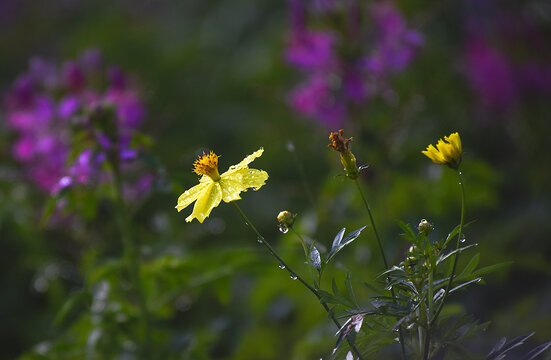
277, 211, 295, 228
418, 219, 433, 236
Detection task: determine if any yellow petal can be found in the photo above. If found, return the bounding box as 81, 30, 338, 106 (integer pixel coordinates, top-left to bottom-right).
185, 182, 222, 223
239, 168, 269, 190
224, 148, 264, 175
220, 168, 268, 202
422, 145, 446, 164
446, 132, 462, 156
175, 178, 211, 212
219, 176, 244, 202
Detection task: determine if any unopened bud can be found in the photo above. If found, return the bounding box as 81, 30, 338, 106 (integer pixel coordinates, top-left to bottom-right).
418, 219, 433, 236
277, 211, 296, 228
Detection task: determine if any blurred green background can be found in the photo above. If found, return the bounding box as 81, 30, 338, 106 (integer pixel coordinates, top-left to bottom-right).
1, 0, 550, 359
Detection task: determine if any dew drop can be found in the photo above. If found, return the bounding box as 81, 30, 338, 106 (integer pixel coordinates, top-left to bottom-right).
257, 237, 263, 243
252, 187, 259, 191
290, 274, 298, 280
286, 141, 295, 152
460, 236, 466, 243
278, 264, 286, 269
278, 225, 289, 234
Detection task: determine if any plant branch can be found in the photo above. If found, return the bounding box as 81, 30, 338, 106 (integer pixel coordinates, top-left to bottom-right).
231, 202, 365, 360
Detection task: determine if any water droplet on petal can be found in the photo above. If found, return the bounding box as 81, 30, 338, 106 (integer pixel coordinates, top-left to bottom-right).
278, 264, 286, 269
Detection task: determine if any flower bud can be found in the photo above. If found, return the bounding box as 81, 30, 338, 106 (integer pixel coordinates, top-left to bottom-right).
418, 219, 433, 236
277, 210, 296, 228
328, 129, 360, 180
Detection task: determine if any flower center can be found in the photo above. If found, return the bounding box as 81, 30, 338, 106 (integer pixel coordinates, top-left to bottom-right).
193, 151, 221, 181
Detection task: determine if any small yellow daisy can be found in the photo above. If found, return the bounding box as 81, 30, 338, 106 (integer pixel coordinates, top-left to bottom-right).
176, 148, 268, 223
422, 132, 462, 169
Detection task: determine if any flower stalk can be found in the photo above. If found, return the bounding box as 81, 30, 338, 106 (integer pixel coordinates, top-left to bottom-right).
110, 153, 151, 360
231, 202, 365, 360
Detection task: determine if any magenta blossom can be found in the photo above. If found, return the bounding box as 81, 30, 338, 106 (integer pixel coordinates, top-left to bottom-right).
3, 48, 151, 199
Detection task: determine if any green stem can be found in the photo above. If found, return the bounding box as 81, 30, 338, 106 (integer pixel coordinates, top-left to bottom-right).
430, 171, 466, 327
112, 164, 151, 360
353, 180, 389, 268
353, 179, 407, 359
289, 226, 320, 288
231, 202, 365, 360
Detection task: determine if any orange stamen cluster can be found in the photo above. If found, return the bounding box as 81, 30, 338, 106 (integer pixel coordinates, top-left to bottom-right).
193, 151, 221, 180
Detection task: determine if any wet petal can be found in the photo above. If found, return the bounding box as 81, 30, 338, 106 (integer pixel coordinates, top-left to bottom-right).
225, 148, 264, 174
220, 168, 268, 202
186, 182, 222, 223
175, 177, 211, 212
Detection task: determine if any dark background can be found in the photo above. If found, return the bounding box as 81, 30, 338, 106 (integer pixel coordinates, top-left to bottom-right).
1, 0, 550, 359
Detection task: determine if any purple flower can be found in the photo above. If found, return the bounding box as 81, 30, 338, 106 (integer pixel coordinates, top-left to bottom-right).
285, 30, 337, 70
285, 1, 423, 126
3, 48, 150, 196
464, 38, 517, 109
289, 74, 346, 128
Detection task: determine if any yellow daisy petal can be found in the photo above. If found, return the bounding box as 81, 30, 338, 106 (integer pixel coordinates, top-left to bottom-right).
219, 176, 244, 203
176, 147, 268, 222
220, 168, 268, 202
225, 148, 264, 174
175, 177, 211, 212
422, 132, 463, 169
186, 182, 222, 223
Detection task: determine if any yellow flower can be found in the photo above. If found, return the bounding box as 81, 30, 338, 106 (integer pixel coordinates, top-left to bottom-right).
176, 148, 269, 223
422, 132, 462, 169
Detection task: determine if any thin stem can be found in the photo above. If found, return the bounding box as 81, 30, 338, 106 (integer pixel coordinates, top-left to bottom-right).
430, 171, 466, 327
231, 202, 365, 360
289, 226, 320, 289
288, 142, 317, 209
353, 179, 407, 359
353, 179, 388, 268
112, 163, 151, 360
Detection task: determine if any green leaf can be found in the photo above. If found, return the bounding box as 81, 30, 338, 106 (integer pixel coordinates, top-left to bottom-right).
310, 246, 321, 272
457, 253, 480, 280
398, 221, 420, 246
326, 226, 367, 263
472, 261, 514, 277
449, 278, 482, 294
345, 273, 358, 308
442, 220, 475, 248
436, 244, 478, 265
53, 290, 93, 331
